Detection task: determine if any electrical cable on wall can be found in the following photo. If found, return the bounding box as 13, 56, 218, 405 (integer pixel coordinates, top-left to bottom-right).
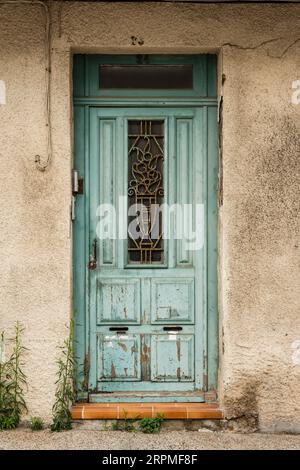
0, 0, 52, 171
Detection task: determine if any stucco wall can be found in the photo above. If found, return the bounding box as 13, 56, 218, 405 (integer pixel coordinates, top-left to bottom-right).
0, 1, 299, 432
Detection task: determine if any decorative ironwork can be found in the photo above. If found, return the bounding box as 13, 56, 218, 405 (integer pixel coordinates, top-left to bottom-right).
128, 120, 164, 264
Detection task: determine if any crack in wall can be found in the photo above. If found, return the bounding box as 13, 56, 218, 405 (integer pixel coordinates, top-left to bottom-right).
222, 36, 300, 58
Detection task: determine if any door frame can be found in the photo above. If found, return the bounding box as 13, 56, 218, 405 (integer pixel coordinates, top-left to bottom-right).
72, 54, 219, 402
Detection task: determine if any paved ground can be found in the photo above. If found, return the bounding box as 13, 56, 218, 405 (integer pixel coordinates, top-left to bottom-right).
0, 428, 300, 450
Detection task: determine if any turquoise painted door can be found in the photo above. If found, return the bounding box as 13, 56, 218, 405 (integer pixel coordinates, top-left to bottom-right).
73, 55, 218, 402
88, 107, 204, 397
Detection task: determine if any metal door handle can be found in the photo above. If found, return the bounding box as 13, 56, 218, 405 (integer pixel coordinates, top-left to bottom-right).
88, 238, 97, 270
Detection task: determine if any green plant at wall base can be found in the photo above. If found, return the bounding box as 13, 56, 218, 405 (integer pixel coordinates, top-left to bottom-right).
0, 323, 28, 430
0, 332, 13, 430
112, 420, 137, 432
0, 415, 18, 430
111, 420, 121, 431
112, 410, 140, 432
139, 414, 164, 434
29, 416, 44, 431
51, 322, 76, 432
9, 323, 28, 426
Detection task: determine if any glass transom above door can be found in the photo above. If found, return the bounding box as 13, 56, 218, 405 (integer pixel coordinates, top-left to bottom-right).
74, 54, 217, 99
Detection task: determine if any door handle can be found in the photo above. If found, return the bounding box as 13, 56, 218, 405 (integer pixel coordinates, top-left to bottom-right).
88, 238, 97, 270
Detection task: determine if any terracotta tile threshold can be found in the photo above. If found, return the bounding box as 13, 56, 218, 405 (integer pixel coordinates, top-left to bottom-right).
72, 402, 223, 420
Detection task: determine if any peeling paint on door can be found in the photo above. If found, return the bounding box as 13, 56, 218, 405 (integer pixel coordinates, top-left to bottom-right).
73, 55, 219, 400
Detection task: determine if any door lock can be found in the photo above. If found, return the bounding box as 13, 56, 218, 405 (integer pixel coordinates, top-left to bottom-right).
88, 238, 97, 270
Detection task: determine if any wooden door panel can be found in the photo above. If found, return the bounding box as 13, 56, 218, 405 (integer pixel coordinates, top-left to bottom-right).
99, 118, 117, 267
96, 278, 141, 324
151, 334, 194, 382
150, 278, 194, 323
98, 333, 141, 381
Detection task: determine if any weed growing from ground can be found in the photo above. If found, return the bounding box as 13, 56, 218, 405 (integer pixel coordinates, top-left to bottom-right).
29, 416, 44, 431
0, 323, 27, 430
51, 322, 76, 432
139, 414, 164, 434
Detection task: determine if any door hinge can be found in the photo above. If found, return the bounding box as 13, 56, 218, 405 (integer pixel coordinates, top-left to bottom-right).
71, 170, 84, 221
72, 169, 84, 195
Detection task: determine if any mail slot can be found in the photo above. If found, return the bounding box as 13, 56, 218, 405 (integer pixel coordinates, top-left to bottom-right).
163, 326, 182, 332
109, 326, 129, 332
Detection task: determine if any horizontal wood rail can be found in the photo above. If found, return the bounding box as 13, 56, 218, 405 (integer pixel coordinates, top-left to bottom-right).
71, 402, 223, 420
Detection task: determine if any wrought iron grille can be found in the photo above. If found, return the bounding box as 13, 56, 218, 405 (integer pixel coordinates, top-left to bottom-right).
128, 120, 164, 264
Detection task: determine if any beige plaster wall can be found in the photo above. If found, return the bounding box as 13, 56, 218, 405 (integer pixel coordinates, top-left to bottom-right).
0, 1, 299, 432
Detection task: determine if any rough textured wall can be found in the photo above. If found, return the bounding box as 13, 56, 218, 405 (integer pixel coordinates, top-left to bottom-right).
221, 49, 300, 432
0, 1, 299, 431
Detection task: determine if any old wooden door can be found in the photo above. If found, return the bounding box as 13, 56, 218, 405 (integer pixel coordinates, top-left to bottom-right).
73, 55, 218, 403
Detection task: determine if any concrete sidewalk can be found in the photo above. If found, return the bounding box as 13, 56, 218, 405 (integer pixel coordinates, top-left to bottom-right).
0, 428, 299, 450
